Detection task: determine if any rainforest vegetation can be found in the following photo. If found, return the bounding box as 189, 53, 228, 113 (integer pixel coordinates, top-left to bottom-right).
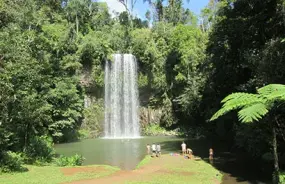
0, 0, 285, 183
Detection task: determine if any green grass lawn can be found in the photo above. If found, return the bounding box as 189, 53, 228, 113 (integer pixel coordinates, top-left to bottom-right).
126, 155, 222, 184
0, 155, 222, 184
0, 165, 119, 184
135, 155, 152, 169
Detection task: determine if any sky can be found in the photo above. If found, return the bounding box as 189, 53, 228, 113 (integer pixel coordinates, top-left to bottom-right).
100, 0, 210, 19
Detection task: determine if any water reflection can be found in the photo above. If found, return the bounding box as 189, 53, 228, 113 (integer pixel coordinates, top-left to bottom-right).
55, 137, 182, 170
99, 139, 142, 170
209, 158, 214, 165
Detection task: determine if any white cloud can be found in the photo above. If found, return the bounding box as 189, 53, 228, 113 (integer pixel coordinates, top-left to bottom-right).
99, 0, 127, 16
99, 0, 140, 18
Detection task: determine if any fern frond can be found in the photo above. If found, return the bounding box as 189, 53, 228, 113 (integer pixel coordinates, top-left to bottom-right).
237, 103, 269, 123
210, 93, 263, 121
258, 84, 285, 102
210, 108, 230, 121
221, 93, 264, 109
211, 84, 285, 123
210, 92, 264, 121
258, 84, 285, 95
221, 92, 261, 104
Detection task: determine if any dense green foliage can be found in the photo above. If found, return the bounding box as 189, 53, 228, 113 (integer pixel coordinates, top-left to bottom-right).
24, 136, 54, 164
142, 124, 179, 136
0, 151, 25, 172
280, 172, 285, 184
1, 0, 285, 181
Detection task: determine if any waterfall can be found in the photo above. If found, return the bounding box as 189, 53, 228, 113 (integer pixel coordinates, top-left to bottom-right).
104, 54, 140, 138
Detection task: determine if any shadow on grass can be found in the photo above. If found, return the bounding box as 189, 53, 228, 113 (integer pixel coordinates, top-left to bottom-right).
156, 138, 271, 184
19, 167, 29, 172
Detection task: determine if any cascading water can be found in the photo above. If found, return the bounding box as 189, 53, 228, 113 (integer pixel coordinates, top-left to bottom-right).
104, 54, 140, 138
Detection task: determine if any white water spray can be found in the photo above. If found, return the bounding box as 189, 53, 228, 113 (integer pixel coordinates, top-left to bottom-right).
104, 54, 140, 138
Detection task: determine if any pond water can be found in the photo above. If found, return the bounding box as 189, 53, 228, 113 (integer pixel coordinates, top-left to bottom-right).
55, 136, 182, 170
55, 136, 271, 184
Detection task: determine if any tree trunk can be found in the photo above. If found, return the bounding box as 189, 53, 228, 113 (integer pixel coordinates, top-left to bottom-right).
76, 14, 79, 35
272, 118, 280, 184
23, 123, 29, 152
201, 19, 205, 32
148, 107, 151, 125
128, 11, 133, 53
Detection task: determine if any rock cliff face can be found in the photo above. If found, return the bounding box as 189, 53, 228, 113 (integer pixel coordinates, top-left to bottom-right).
80, 61, 104, 107
140, 107, 162, 128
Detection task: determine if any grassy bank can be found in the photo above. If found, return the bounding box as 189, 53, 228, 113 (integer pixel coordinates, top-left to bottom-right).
128, 154, 222, 184
0, 165, 119, 184
0, 155, 222, 184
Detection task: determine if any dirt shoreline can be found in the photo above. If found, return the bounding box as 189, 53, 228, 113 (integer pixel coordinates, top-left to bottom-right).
62, 154, 222, 184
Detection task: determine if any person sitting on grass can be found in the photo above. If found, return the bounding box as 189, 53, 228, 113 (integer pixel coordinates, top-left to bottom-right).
186, 148, 193, 159
151, 143, 156, 157
156, 144, 161, 157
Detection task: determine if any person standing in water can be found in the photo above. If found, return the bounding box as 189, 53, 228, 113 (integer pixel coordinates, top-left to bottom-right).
156, 144, 161, 157
151, 143, 156, 157
146, 144, 151, 155
181, 141, 186, 155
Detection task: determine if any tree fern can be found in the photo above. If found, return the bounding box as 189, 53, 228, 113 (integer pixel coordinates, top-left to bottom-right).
210, 85, 285, 183
210, 84, 285, 123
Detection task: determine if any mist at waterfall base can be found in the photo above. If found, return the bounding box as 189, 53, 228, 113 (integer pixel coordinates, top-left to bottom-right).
104, 54, 140, 139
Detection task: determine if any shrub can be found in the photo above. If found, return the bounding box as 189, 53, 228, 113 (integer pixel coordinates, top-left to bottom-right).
78, 129, 90, 140
280, 171, 285, 184
24, 136, 54, 163
0, 151, 25, 173
143, 124, 178, 136
54, 154, 84, 167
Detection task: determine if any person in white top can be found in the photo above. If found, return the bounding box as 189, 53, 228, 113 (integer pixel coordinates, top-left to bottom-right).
151, 143, 156, 157
156, 144, 161, 157
181, 141, 186, 155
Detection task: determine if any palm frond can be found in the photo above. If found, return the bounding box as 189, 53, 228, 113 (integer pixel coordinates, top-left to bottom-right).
210, 92, 264, 121
237, 103, 269, 123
